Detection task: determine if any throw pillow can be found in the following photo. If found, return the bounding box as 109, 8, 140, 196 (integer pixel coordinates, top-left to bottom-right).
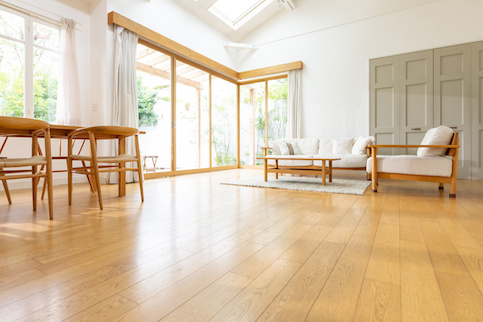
278, 141, 291, 155
417, 125, 454, 157
351, 136, 374, 155
333, 138, 354, 155
270, 142, 281, 155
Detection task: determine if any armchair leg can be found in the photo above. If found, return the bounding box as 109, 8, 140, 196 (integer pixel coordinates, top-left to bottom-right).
439, 183, 444, 190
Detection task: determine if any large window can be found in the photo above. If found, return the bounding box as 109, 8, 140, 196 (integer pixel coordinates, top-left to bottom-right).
0, 6, 59, 121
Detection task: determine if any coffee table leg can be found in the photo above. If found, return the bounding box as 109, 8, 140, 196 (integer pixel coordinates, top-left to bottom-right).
264, 159, 268, 182
322, 161, 326, 185
329, 160, 333, 182
275, 159, 279, 179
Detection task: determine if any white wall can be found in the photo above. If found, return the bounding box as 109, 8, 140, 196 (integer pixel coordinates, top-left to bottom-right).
238, 0, 483, 139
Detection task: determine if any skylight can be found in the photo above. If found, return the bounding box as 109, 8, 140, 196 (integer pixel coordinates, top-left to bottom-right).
208, 0, 272, 30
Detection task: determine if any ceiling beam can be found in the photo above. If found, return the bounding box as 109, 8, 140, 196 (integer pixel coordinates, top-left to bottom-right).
136, 62, 203, 89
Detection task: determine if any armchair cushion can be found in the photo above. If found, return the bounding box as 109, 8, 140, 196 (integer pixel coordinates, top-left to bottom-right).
367, 155, 453, 177
417, 125, 454, 157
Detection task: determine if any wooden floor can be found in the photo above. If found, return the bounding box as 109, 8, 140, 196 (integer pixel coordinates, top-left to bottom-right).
1, 169, 483, 321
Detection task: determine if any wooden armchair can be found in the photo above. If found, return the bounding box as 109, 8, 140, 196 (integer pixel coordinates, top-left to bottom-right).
368, 132, 459, 197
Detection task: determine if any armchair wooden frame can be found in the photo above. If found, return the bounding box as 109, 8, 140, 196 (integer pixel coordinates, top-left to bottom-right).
370, 133, 460, 197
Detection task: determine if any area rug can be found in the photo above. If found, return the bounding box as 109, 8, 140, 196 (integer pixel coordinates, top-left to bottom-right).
221, 176, 371, 195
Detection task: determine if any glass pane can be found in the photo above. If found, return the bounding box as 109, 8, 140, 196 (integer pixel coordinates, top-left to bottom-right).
212, 76, 237, 167
136, 45, 172, 173
211, 0, 265, 23
0, 9, 24, 41
33, 21, 59, 50
267, 78, 288, 142
0, 38, 25, 117
240, 82, 265, 165
176, 61, 209, 170
33, 48, 58, 122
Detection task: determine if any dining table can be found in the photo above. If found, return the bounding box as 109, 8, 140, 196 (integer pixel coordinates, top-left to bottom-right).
0, 124, 138, 197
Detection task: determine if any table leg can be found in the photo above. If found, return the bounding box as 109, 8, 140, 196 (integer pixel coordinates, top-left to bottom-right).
322, 161, 326, 185
264, 159, 268, 182
329, 160, 333, 182
275, 159, 279, 179
119, 137, 126, 196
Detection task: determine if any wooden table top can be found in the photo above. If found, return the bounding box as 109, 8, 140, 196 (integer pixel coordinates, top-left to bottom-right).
258, 156, 341, 161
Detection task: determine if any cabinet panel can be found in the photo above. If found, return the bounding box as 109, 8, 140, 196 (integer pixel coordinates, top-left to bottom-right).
434, 44, 471, 179
472, 41, 483, 179
400, 51, 433, 154
370, 57, 399, 155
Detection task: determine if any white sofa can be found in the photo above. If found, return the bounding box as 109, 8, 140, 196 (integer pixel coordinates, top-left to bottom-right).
266, 136, 375, 170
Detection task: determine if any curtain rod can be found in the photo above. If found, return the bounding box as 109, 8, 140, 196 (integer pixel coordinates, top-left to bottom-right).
0, 0, 82, 27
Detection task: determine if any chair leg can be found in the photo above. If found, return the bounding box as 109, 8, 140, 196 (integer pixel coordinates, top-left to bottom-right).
439, 183, 444, 190
89, 132, 103, 210
32, 166, 37, 211
1, 178, 12, 204
134, 135, 144, 202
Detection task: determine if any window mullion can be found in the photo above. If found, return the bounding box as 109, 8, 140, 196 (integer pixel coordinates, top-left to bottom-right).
24, 16, 34, 118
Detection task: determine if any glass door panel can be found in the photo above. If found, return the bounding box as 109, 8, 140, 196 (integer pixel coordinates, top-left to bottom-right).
211, 76, 237, 166
136, 44, 172, 173
240, 82, 265, 165
175, 61, 209, 170
267, 78, 288, 142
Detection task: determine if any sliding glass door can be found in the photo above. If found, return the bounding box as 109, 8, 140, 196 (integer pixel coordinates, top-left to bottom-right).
136, 43, 238, 174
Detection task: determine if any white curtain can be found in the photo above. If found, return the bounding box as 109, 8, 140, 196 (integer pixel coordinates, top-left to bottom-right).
111, 25, 139, 183
56, 18, 81, 125
287, 69, 302, 138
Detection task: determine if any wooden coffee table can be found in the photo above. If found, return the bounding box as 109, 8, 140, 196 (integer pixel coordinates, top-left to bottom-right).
258, 156, 341, 185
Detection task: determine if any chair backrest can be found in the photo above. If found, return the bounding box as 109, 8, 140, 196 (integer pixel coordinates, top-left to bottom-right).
446, 132, 459, 157
0, 116, 49, 134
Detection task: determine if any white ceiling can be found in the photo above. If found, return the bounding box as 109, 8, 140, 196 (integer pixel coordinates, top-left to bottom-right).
169, 0, 289, 42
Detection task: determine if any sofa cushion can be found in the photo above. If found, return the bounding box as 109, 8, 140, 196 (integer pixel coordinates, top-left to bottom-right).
313, 154, 368, 168
267, 155, 314, 167
417, 125, 454, 157
366, 155, 453, 177
292, 139, 319, 155
352, 136, 374, 155
318, 139, 334, 155
333, 138, 354, 154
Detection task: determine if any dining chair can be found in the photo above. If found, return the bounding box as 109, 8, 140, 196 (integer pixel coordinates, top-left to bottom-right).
0, 116, 54, 219
67, 126, 144, 210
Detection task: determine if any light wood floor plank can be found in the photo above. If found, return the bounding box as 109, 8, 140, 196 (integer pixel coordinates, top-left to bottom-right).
257, 241, 344, 321
305, 234, 374, 321
400, 240, 449, 321
210, 258, 301, 322
352, 278, 400, 322
436, 272, 483, 321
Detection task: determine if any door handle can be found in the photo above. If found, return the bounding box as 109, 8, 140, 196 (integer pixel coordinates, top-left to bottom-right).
411, 128, 421, 131
449, 126, 458, 129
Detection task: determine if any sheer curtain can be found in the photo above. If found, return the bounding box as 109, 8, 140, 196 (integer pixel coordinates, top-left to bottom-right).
287, 69, 302, 138
56, 18, 81, 125
111, 25, 139, 183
